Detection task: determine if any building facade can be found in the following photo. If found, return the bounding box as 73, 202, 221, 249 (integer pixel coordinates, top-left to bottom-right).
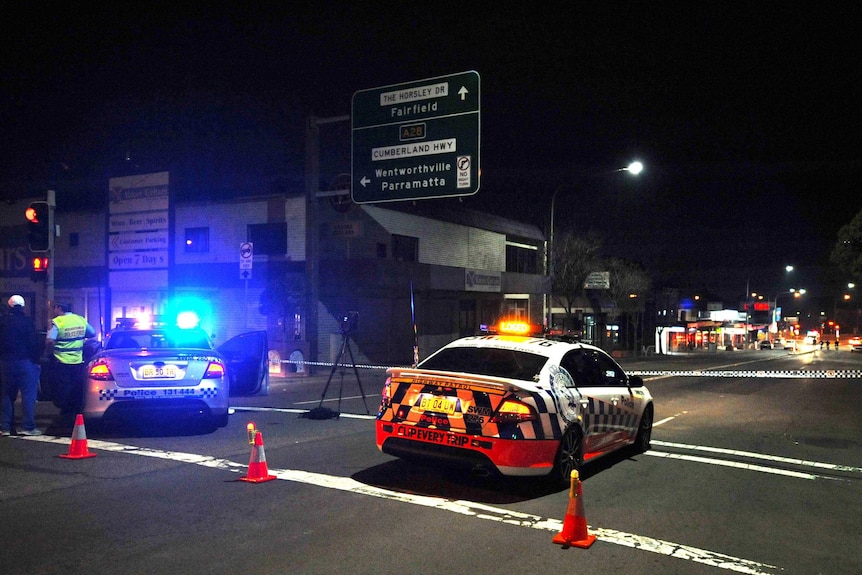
1, 174, 547, 375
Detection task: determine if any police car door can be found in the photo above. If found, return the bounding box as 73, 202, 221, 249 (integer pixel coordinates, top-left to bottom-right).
218, 331, 269, 396
563, 349, 635, 455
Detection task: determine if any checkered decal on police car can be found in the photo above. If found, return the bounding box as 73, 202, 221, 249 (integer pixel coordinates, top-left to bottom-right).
582, 397, 639, 434
97, 387, 218, 401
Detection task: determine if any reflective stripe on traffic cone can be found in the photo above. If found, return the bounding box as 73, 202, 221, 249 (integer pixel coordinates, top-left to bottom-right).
240, 428, 276, 483
552, 470, 596, 548
59, 414, 98, 459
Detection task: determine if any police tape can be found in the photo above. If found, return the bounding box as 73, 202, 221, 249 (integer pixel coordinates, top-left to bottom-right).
628, 369, 862, 379
277, 359, 395, 371
275, 360, 862, 379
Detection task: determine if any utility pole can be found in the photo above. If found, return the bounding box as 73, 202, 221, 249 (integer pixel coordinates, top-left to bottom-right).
46, 189, 56, 321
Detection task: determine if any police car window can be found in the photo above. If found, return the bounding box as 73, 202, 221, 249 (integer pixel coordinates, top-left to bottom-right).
560, 350, 600, 387
108, 335, 141, 350
419, 347, 547, 381
593, 351, 627, 387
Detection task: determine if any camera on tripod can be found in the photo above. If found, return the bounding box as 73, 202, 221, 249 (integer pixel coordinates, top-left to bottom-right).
340, 311, 359, 334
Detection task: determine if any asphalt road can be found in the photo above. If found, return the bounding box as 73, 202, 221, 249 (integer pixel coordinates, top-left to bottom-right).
1, 347, 860, 575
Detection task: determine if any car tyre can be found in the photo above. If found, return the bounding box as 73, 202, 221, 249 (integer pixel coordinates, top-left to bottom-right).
553, 426, 584, 485
632, 404, 653, 454
212, 412, 229, 429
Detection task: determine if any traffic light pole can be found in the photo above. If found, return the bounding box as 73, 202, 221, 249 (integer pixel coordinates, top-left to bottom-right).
46, 189, 55, 326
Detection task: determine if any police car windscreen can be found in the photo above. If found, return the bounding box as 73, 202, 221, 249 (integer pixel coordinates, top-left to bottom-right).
418, 347, 546, 381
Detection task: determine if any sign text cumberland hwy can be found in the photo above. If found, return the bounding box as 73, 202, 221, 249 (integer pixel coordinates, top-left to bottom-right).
351, 71, 480, 204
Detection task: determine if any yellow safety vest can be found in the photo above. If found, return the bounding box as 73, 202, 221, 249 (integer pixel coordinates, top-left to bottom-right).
52, 314, 89, 364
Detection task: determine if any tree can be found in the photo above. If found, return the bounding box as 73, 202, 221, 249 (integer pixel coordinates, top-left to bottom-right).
831, 208, 862, 283
552, 232, 603, 331
605, 258, 652, 351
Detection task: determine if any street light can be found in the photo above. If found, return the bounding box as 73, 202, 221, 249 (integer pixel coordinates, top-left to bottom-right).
774, 288, 805, 325
546, 161, 644, 330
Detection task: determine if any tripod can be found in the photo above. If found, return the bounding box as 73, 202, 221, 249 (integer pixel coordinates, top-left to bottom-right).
316, 330, 370, 418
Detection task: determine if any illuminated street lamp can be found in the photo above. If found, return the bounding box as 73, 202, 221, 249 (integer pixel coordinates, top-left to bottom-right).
546, 161, 644, 330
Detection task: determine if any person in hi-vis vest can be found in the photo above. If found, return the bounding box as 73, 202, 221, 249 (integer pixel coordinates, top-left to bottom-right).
45, 302, 96, 415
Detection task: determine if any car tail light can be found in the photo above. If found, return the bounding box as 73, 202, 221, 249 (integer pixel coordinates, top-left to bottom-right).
491, 398, 537, 424
380, 378, 392, 407
204, 362, 225, 379
88, 361, 113, 381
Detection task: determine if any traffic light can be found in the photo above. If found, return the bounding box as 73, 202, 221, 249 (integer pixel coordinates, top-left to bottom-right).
31, 256, 49, 282
25, 201, 51, 252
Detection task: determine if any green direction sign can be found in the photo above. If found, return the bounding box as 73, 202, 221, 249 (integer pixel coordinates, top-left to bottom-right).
351, 71, 480, 204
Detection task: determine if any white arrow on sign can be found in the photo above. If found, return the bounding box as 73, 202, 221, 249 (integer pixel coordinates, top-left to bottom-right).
360, 176, 371, 187
458, 86, 469, 100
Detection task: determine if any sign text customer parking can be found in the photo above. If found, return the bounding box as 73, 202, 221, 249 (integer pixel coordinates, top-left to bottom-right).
351, 71, 480, 204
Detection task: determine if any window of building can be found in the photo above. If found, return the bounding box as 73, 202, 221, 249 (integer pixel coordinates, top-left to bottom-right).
506, 242, 538, 274
248, 222, 287, 256
184, 227, 210, 253
392, 234, 418, 262
504, 298, 529, 320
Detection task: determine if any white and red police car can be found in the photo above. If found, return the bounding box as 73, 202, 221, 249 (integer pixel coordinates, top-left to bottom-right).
376, 321, 654, 482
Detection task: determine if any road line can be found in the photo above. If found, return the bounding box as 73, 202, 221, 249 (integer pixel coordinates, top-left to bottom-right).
645, 451, 825, 480
234, 406, 378, 420
17, 433, 779, 574
652, 440, 862, 474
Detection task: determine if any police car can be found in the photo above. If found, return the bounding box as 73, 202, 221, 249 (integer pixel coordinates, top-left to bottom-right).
376, 321, 654, 482
82, 314, 269, 429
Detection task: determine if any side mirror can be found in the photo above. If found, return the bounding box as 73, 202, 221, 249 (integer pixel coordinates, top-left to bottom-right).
628, 375, 644, 388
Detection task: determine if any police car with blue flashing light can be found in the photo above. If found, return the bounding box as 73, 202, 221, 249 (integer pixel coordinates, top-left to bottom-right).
82, 313, 269, 429
376, 321, 654, 483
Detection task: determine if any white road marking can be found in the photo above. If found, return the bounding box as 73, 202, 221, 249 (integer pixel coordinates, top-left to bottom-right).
652, 440, 862, 475
237, 405, 378, 420
18, 433, 779, 574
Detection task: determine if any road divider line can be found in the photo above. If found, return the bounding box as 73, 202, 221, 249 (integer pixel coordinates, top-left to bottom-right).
233, 406, 378, 420
17, 433, 779, 574
652, 440, 862, 474
645, 451, 825, 480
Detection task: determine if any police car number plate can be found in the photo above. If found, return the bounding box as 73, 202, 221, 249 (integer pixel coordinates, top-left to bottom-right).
141, 365, 178, 379
418, 395, 456, 415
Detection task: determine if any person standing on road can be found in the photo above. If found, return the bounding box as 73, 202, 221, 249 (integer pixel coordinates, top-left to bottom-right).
45, 302, 95, 416
0, 295, 43, 436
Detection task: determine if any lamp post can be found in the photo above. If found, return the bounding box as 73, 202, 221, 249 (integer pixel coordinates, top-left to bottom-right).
773, 288, 805, 336
545, 161, 643, 331
848, 283, 859, 333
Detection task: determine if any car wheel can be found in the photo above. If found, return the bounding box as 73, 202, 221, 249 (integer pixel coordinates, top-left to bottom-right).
553, 426, 584, 485
633, 404, 653, 454
213, 412, 229, 428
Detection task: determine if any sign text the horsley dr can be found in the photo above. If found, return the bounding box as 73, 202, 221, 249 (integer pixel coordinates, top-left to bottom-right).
351, 71, 480, 204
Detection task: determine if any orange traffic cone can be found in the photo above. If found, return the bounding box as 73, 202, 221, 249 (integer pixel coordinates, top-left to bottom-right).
240, 425, 276, 483
552, 470, 596, 548
59, 414, 98, 459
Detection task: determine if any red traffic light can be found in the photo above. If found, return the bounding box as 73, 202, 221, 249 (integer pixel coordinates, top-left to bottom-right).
31, 256, 49, 282
25, 201, 51, 251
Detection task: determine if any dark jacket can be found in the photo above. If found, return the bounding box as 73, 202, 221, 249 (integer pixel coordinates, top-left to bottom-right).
0, 307, 41, 363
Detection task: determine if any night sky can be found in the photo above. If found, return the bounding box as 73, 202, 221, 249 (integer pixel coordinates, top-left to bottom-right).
2, 3, 860, 301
